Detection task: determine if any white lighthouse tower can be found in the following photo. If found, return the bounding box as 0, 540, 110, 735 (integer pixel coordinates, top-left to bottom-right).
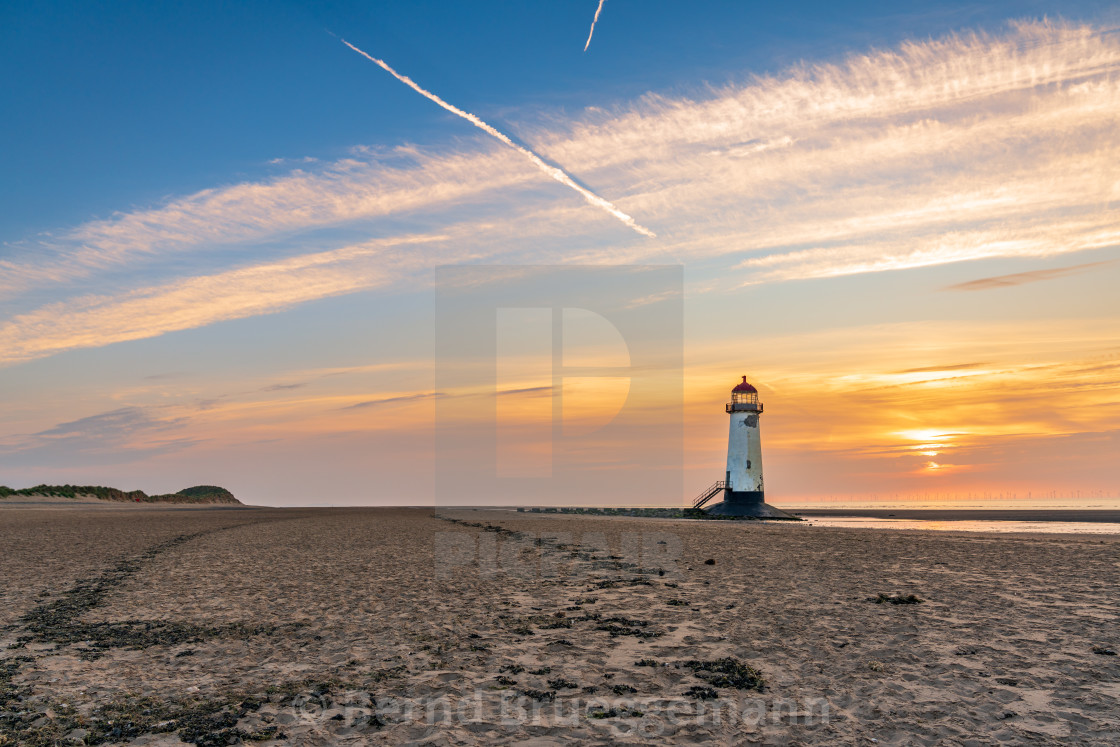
725, 376, 764, 501
695, 376, 794, 518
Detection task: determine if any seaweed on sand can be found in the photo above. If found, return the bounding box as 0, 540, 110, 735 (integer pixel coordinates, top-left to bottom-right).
679, 657, 765, 692
867, 593, 924, 605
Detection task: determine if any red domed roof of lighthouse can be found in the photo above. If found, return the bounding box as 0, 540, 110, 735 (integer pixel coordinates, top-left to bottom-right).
732, 376, 757, 393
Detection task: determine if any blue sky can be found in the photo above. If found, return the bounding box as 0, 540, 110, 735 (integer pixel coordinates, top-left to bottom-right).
6, 0, 1113, 238
2, 1, 1119, 505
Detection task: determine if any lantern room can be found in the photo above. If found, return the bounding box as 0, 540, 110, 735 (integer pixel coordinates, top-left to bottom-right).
726, 376, 762, 412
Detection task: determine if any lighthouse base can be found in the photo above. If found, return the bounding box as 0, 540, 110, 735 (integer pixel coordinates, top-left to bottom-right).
705, 491, 796, 519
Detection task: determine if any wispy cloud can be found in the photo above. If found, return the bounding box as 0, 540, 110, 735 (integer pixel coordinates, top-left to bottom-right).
339, 38, 655, 238
0, 406, 198, 467
33, 407, 181, 439
0, 233, 447, 367
705, 136, 795, 158
2, 20, 1119, 363
893, 362, 989, 374
0, 146, 536, 296
261, 383, 308, 392
143, 371, 188, 381
544, 20, 1120, 279
943, 259, 1118, 291
584, 0, 607, 52
497, 385, 554, 396
339, 392, 442, 410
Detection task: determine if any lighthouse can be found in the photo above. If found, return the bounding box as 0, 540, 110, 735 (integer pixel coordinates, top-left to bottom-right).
725, 375, 765, 502
693, 376, 794, 518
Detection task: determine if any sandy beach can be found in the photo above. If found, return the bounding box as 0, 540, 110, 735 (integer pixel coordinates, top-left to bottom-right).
2, 505, 1119, 745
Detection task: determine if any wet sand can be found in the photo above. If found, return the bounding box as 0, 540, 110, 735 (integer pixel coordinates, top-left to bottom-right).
793, 508, 1120, 523
2, 505, 1119, 745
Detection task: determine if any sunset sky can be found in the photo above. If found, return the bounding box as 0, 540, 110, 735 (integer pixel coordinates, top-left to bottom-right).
2, 0, 1118, 506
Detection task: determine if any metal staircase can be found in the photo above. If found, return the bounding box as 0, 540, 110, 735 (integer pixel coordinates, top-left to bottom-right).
692, 481, 727, 510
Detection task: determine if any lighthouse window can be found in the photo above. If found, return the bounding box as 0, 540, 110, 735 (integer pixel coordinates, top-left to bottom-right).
745, 459, 751, 469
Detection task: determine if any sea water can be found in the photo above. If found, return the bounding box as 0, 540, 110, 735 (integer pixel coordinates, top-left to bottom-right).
796, 515, 1120, 535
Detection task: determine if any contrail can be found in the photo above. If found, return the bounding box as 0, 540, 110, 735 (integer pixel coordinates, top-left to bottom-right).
341, 38, 654, 238
584, 0, 607, 51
